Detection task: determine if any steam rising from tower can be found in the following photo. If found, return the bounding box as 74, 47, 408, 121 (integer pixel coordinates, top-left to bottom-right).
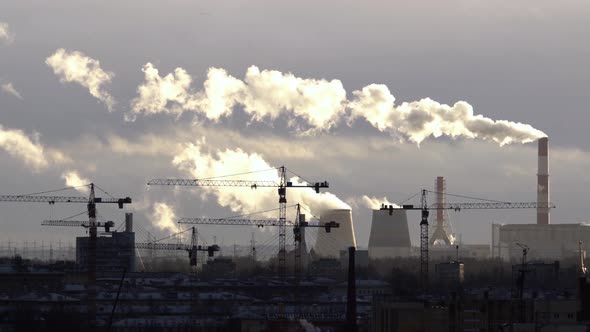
537, 137, 550, 225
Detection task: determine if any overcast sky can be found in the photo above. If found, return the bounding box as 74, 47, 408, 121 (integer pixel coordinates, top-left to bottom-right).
0, 0, 589, 252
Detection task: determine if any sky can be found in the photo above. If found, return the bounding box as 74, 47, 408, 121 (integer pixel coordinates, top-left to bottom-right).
0, 0, 589, 251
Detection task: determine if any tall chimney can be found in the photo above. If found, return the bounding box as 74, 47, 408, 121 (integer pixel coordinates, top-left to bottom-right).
125, 213, 133, 232
537, 137, 550, 225
435, 176, 446, 227
346, 246, 357, 332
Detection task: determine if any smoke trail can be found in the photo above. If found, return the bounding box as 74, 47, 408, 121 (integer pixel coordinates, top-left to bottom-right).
131, 64, 545, 145
46, 49, 116, 111
348, 84, 546, 145
172, 139, 350, 219
131, 64, 347, 131
360, 195, 399, 210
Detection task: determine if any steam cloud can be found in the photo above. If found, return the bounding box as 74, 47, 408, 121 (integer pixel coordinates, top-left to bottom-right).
1, 82, 23, 100
0, 124, 66, 171
61, 171, 91, 193
131, 64, 347, 131
131, 64, 545, 145
46, 49, 115, 111
349, 84, 546, 145
152, 202, 178, 234
360, 195, 399, 210
0, 22, 14, 44
172, 139, 350, 219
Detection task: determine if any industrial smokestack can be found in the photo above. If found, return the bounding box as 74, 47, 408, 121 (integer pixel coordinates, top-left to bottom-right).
125, 213, 133, 233
346, 246, 357, 332
436, 176, 446, 229
537, 137, 550, 225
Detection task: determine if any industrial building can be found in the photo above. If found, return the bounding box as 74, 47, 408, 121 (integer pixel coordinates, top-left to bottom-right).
76, 213, 135, 272
313, 209, 356, 258
492, 223, 590, 261
492, 137, 590, 262
368, 208, 412, 259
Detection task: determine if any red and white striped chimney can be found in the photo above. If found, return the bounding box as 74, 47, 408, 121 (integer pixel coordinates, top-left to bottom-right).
537, 137, 550, 224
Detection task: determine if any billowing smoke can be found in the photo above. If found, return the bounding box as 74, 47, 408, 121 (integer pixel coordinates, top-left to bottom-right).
360, 195, 399, 210
0, 21, 14, 44
131, 64, 545, 145
130, 64, 347, 131
152, 202, 178, 234
0, 124, 66, 171
61, 171, 90, 193
348, 84, 546, 145
172, 139, 350, 219
1, 82, 22, 99
45, 49, 115, 111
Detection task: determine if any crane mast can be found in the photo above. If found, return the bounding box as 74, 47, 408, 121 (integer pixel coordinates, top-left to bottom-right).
148, 166, 329, 280
278, 166, 288, 279
0, 183, 131, 327
178, 203, 339, 279
394, 189, 554, 291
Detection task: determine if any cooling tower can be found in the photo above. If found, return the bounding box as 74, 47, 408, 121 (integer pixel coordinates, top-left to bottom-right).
537, 137, 550, 225
368, 208, 412, 259
313, 209, 356, 258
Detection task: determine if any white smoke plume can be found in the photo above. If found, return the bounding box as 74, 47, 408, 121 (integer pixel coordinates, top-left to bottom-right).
0, 124, 66, 171
1, 82, 23, 100
0, 22, 14, 44
360, 195, 399, 210
152, 202, 178, 234
131, 64, 347, 131
45, 49, 115, 111
172, 139, 350, 219
131, 64, 545, 145
61, 171, 91, 193
348, 84, 546, 145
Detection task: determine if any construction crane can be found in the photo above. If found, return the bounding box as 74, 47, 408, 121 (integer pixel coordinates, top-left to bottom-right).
178, 204, 339, 279
148, 166, 329, 279
515, 243, 529, 323
136, 227, 220, 269
392, 189, 555, 290
0, 183, 131, 326
42, 219, 116, 232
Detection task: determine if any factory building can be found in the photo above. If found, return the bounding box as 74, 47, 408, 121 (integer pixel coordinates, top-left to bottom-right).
313, 209, 356, 258
368, 208, 412, 259
76, 213, 135, 272
492, 223, 590, 261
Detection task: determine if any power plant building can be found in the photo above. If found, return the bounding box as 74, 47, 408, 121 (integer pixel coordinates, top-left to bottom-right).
76, 213, 135, 272
491, 137, 590, 261
492, 223, 590, 261
368, 208, 412, 259
313, 209, 356, 258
